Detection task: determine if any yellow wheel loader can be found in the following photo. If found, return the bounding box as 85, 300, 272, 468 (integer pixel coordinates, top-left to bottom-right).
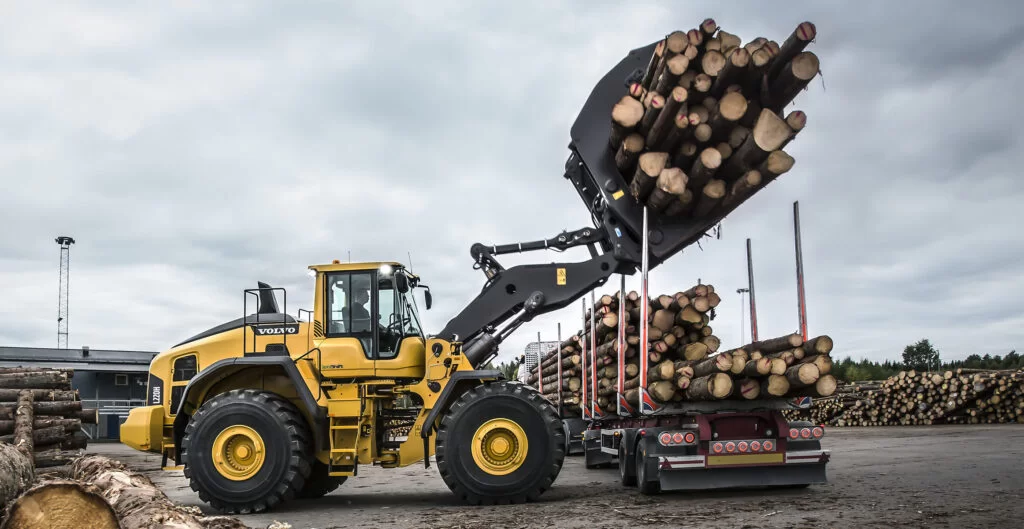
120, 36, 799, 513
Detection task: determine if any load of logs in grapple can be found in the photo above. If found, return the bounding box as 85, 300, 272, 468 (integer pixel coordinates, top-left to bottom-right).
784, 368, 1024, 426
527, 283, 837, 417
0, 367, 96, 469
609, 19, 819, 217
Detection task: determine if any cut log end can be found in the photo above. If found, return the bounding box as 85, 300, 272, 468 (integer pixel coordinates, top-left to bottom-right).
3, 480, 120, 529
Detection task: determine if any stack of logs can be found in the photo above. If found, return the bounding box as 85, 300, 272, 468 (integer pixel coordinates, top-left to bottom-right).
785, 368, 1024, 426
609, 19, 819, 220
529, 283, 837, 416
0, 367, 96, 468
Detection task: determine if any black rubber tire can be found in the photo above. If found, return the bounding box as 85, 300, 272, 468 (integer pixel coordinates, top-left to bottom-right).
636, 443, 660, 495
297, 460, 347, 499
618, 442, 636, 486
180, 389, 313, 514
435, 381, 565, 505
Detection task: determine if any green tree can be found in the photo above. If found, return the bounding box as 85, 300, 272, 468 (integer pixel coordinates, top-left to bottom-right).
902, 339, 941, 371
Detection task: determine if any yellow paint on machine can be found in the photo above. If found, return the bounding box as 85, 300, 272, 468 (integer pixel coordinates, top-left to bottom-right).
556, 268, 567, 285
706, 453, 784, 466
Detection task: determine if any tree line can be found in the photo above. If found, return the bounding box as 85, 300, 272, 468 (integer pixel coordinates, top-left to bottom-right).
831, 339, 1023, 382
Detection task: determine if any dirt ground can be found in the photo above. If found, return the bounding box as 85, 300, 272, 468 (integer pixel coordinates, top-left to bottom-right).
89, 424, 1024, 529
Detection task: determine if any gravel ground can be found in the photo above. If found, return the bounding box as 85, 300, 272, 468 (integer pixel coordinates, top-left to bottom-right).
89, 424, 1024, 528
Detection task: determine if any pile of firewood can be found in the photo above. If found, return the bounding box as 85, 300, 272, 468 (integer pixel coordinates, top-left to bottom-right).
609, 19, 818, 218
530, 284, 837, 415
0, 367, 97, 469
784, 369, 1024, 426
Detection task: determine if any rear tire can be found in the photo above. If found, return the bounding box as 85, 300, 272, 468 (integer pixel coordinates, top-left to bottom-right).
180, 389, 313, 514
636, 443, 660, 495
618, 442, 636, 486
297, 460, 347, 499
435, 381, 565, 505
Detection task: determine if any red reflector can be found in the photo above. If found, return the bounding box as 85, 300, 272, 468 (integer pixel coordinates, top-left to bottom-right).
738, 441, 749, 452
801, 428, 811, 439
712, 442, 723, 453
750, 441, 762, 452
763, 440, 774, 451
812, 427, 824, 438
789, 428, 799, 439
672, 432, 684, 444
725, 442, 736, 453
684, 432, 695, 444
659, 433, 672, 445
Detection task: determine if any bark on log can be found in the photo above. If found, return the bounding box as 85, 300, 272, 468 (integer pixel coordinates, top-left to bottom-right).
802, 335, 834, 355
693, 179, 726, 218
787, 363, 821, 387
766, 51, 819, 111
1, 479, 120, 529
711, 48, 750, 97
654, 55, 690, 95
68, 455, 225, 529
640, 40, 665, 90
724, 109, 794, 176
752, 333, 804, 354
609, 95, 645, 150
0, 443, 34, 512
0, 389, 78, 402
767, 21, 817, 84
744, 48, 772, 97
728, 126, 750, 150
657, 110, 690, 154
614, 133, 645, 174
686, 354, 733, 378
758, 150, 795, 184
646, 168, 689, 212
0, 372, 72, 390
630, 152, 669, 201
685, 373, 733, 401
13, 391, 33, 457
663, 188, 694, 217
0, 418, 81, 436
673, 141, 698, 170
639, 93, 666, 136
688, 147, 722, 190
722, 169, 762, 208
647, 87, 688, 149
741, 357, 773, 376
0, 400, 82, 420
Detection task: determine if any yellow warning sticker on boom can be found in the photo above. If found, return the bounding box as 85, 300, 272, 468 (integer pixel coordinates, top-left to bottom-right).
556, 268, 566, 285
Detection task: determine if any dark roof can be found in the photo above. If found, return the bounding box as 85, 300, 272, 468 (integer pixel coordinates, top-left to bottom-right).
0, 346, 157, 372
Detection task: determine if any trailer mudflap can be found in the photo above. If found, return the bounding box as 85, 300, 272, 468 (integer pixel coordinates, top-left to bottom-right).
655, 450, 830, 490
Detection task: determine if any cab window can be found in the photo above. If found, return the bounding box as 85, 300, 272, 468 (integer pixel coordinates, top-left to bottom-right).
326, 271, 374, 357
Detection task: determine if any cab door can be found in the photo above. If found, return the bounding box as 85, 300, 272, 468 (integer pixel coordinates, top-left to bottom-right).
316, 270, 376, 378
373, 277, 425, 379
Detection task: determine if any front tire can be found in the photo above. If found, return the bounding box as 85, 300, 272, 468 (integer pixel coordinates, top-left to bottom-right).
435, 381, 565, 505
180, 389, 313, 514
297, 460, 347, 499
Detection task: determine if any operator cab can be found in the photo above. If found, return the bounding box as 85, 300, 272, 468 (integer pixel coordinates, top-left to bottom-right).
312, 261, 432, 379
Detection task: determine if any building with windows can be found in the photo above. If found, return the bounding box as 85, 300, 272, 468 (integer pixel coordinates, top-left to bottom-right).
0, 346, 157, 440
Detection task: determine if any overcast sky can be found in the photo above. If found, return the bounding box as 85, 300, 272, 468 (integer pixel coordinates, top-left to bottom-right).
2, 1, 1022, 367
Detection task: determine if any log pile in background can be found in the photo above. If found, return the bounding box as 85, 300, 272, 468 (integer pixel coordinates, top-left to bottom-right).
532, 283, 837, 415
610, 19, 819, 220
0, 368, 96, 469
784, 368, 1024, 426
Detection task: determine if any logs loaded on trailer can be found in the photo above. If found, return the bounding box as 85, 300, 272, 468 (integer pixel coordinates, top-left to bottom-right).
0, 368, 97, 469
610, 19, 820, 220
530, 282, 837, 415
785, 368, 1024, 427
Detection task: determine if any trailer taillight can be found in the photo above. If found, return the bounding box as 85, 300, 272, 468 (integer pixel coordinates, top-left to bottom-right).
789, 428, 799, 439
750, 440, 762, 452
737, 441, 749, 452
683, 432, 695, 444
658, 431, 697, 446
672, 432, 684, 444
725, 442, 736, 453
659, 433, 672, 445
812, 426, 824, 439
712, 442, 724, 453
800, 428, 811, 439
762, 440, 774, 452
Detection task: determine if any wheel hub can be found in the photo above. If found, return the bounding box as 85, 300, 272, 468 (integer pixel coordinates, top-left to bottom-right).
212, 425, 266, 481
471, 418, 528, 476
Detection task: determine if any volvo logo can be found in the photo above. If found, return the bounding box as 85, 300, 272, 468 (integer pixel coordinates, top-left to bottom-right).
251, 324, 300, 336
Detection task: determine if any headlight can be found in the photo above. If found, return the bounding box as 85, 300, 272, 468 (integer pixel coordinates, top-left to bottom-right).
379, 264, 393, 276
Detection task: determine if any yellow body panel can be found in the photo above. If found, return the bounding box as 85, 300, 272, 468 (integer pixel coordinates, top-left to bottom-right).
120, 405, 164, 453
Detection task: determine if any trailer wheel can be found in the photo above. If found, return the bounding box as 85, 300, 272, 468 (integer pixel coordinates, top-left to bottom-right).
180, 389, 313, 514
618, 442, 636, 486
435, 381, 565, 505
635, 443, 660, 495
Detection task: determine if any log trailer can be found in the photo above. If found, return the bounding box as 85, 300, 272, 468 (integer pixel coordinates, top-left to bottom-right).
119, 27, 826, 514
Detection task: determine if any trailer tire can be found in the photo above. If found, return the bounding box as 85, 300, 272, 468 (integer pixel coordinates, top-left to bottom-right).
180, 389, 313, 514
635, 443, 660, 495
435, 381, 565, 505
618, 442, 636, 486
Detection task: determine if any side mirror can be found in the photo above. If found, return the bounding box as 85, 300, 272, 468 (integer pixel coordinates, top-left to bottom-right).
423, 288, 433, 310
395, 273, 410, 293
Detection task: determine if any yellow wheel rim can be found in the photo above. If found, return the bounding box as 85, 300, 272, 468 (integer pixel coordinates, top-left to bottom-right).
211, 425, 266, 481
471, 418, 528, 476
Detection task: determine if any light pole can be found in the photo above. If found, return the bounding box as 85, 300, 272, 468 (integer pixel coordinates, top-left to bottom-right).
736, 287, 749, 345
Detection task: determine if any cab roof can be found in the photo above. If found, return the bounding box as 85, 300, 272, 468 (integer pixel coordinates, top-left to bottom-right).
308, 261, 405, 273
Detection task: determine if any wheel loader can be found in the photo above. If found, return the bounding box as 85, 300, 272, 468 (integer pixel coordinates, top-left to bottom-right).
119, 38, 798, 513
